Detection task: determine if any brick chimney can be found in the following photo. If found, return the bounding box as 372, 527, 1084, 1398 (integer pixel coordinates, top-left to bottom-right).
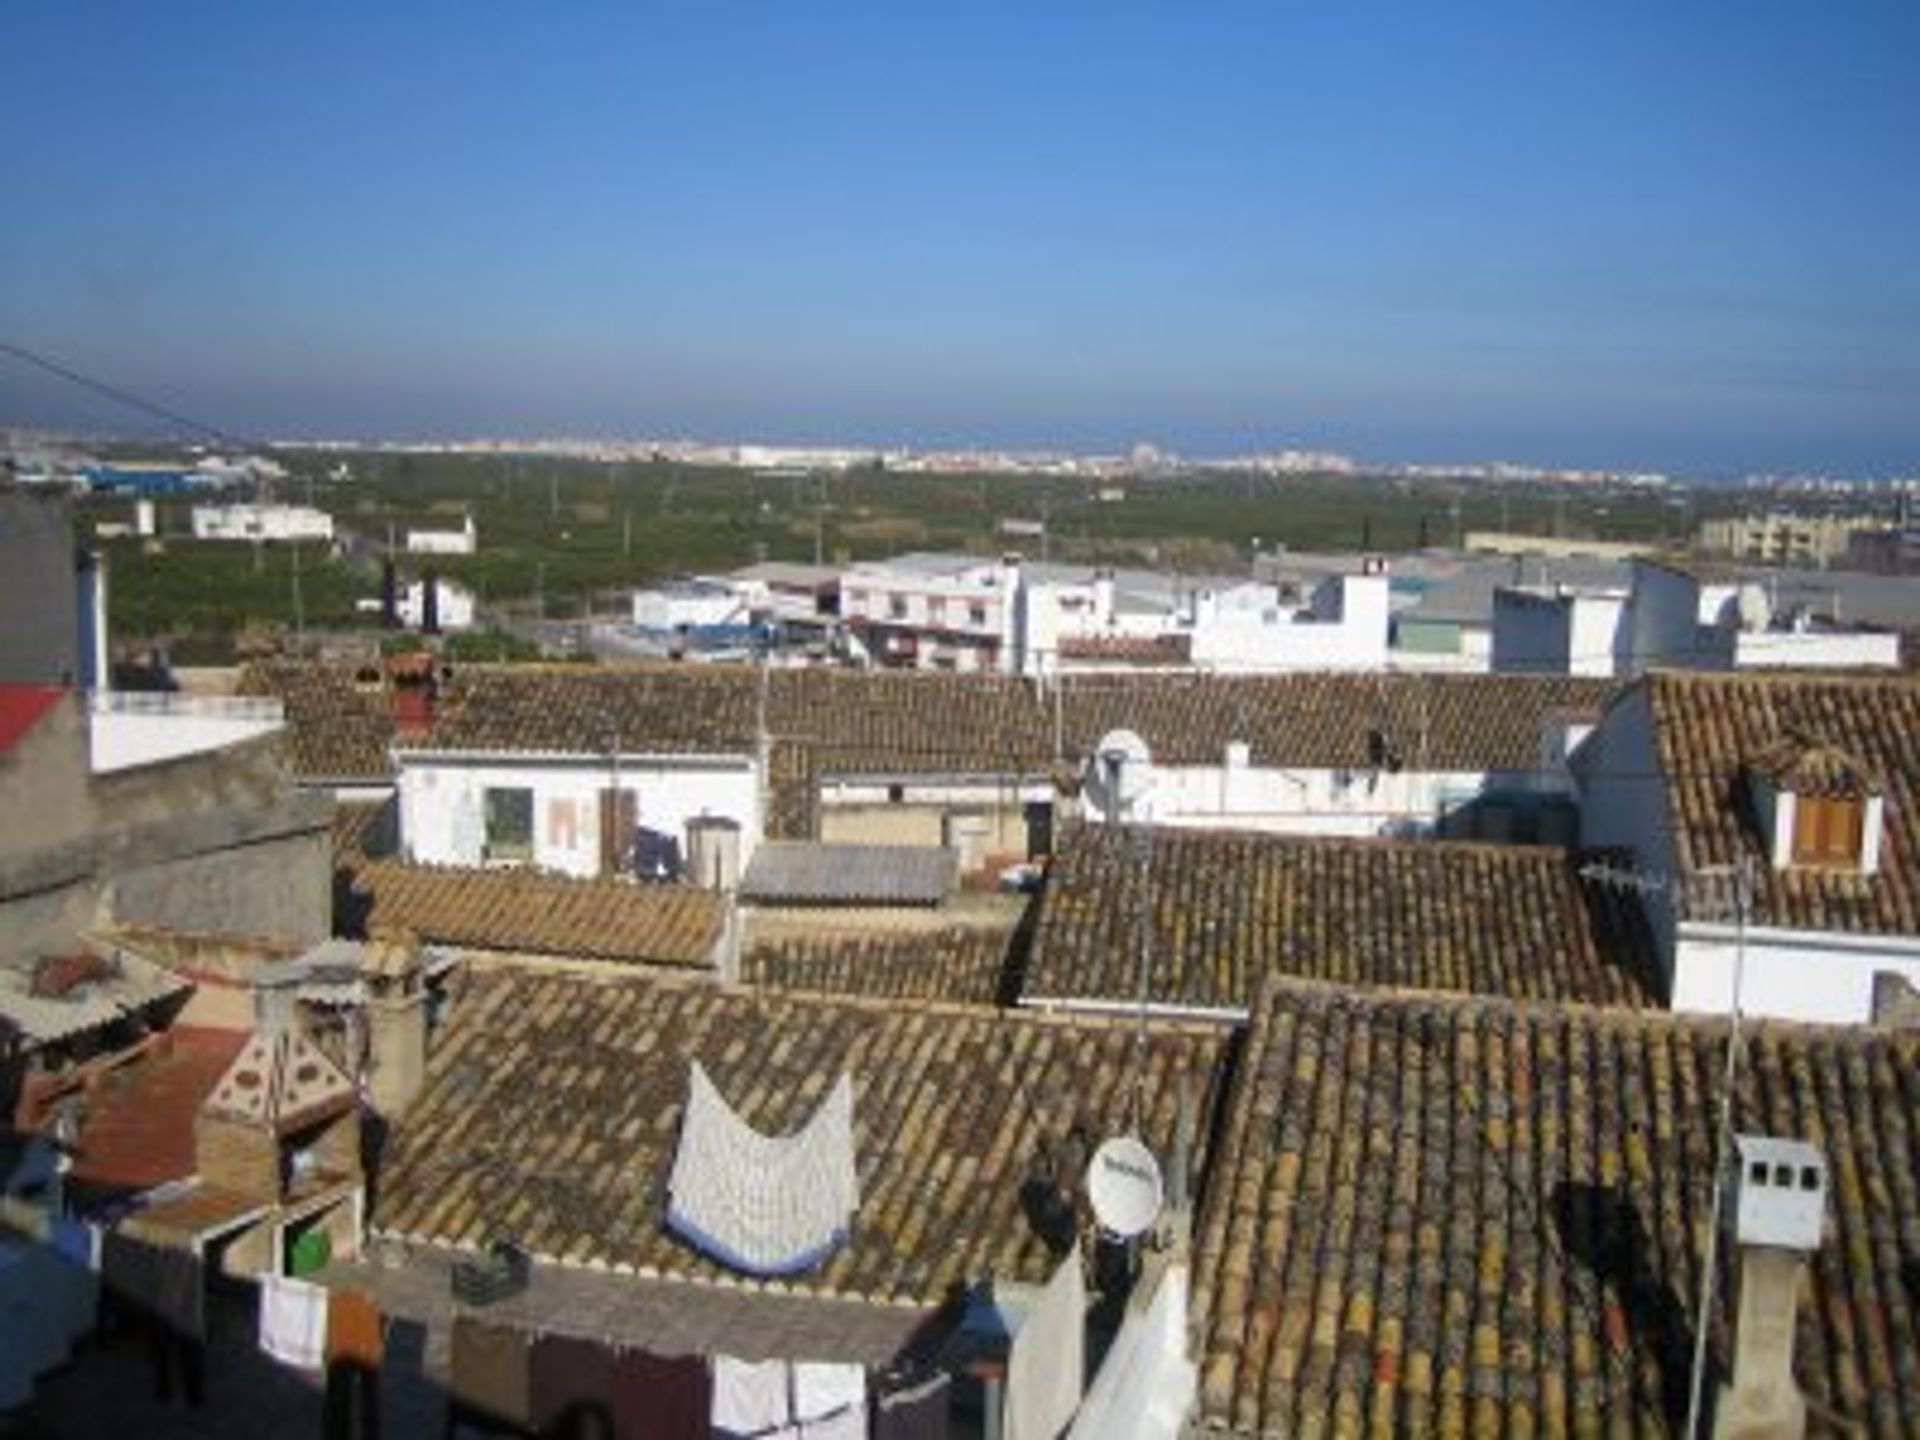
386, 652, 438, 736
1714, 1136, 1825, 1440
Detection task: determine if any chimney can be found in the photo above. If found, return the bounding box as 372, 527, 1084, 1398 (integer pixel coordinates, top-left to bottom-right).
386, 652, 438, 735
1091, 568, 1116, 624
1715, 1135, 1825, 1440
1870, 971, 1920, 1028
253, 969, 300, 1037
362, 928, 428, 1118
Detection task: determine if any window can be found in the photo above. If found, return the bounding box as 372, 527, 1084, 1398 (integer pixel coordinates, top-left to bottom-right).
483, 786, 534, 862
1772, 1164, 1793, 1187
1791, 794, 1864, 867
1749, 1161, 1768, 1186
968, 603, 988, 627
889, 594, 908, 620
1799, 1166, 1820, 1192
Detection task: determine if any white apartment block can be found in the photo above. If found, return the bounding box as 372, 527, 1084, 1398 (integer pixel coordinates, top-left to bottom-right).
190, 504, 335, 543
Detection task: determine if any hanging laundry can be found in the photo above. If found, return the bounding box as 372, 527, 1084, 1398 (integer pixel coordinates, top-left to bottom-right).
871, 1368, 951, 1440
801, 1407, 869, 1440
529, 1331, 618, 1437
711, 1354, 793, 1437
1004, 1245, 1086, 1440
450, 1315, 533, 1431
794, 1359, 867, 1423
326, 1287, 384, 1371
612, 1347, 709, 1439
259, 1272, 328, 1370
666, 1063, 858, 1277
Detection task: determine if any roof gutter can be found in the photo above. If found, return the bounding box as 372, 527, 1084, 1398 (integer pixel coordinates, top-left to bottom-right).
1679, 920, 1920, 960
1017, 995, 1250, 1025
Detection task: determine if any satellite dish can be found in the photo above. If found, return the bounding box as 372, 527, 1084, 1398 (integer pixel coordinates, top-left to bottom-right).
1735, 584, 1771, 634
1086, 1134, 1165, 1240
1088, 729, 1153, 818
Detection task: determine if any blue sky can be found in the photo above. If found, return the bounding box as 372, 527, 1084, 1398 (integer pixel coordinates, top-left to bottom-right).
3, 2, 1916, 473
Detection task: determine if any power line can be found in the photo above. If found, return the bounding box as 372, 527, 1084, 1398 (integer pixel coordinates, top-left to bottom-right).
0, 336, 255, 450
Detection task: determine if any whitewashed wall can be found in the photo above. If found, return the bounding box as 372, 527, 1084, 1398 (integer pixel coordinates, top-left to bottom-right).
1674, 926, 1920, 1025
398, 753, 760, 877
88, 694, 285, 774
1079, 761, 1511, 837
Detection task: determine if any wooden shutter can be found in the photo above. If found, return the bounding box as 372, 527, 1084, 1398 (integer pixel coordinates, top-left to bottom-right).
599, 788, 638, 876
1792, 795, 1863, 867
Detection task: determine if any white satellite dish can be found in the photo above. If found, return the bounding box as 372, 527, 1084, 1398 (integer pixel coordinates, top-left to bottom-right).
1086, 1134, 1165, 1240
1089, 728, 1153, 818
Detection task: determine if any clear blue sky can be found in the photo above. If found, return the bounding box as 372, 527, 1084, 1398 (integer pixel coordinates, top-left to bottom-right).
4, 1, 1916, 474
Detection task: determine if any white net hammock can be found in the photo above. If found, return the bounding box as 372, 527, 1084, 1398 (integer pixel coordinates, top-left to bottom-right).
665, 1061, 859, 1277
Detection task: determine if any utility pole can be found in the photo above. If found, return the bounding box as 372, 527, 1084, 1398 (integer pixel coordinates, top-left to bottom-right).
290, 543, 305, 641
1685, 854, 1754, 1440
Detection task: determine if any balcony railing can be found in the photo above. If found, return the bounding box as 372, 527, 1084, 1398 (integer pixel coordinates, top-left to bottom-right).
88, 690, 285, 723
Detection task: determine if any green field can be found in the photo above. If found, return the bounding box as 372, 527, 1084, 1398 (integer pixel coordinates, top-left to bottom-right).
88, 451, 1725, 656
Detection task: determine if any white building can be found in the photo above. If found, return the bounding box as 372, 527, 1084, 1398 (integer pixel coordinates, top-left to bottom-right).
632, 577, 755, 633
841, 553, 1022, 673
405, 514, 477, 555
395, 749, 760, 880
1491, 586, 1631, 676
841, 552, 1393, 678
396, 577, 475, 632
189, 503, 334, 543
1490, 560, 1901, 677
1577, 669, 1920, 1024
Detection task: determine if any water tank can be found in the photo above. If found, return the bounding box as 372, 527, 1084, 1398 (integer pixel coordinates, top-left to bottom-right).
685, 815, 743, 891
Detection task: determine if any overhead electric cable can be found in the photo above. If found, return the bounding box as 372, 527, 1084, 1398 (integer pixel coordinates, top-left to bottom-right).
0, 336, 255, 449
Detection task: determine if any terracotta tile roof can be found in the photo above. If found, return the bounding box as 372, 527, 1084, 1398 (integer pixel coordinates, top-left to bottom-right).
1192, 983, 1920, 1437
372, 968, 1230, 1305
251, 663, 1616, 786
1023, 826, 1662, 1012
1646, 671, 1920, 933
68, 1027, 250, 1192
332, 798, 396, 860
1057, 633, 1194, 666
742, 926, 1014, 1005
342, 861, 723, 967
237, 660, 397, 781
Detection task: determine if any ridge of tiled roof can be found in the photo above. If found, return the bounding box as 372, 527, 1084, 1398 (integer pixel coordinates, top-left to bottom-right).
371, 967, 1230, 1306
1023, 825, 1662, 1012
252, 662, 1618, 782
343, 860, 723, 967
1646, 670, 1920, 934
1191, 980, 1920, 1437
741, 925, 1015, 1005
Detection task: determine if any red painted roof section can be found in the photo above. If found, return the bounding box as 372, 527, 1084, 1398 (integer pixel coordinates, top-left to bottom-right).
0, 684, 64, 754
69, 1027, 251, 1192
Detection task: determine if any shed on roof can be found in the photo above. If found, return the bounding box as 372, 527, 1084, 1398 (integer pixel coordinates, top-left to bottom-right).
740, 843, 958, 907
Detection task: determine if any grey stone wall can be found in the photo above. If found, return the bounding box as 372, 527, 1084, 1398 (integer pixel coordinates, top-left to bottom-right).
0, 489, 80, 685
